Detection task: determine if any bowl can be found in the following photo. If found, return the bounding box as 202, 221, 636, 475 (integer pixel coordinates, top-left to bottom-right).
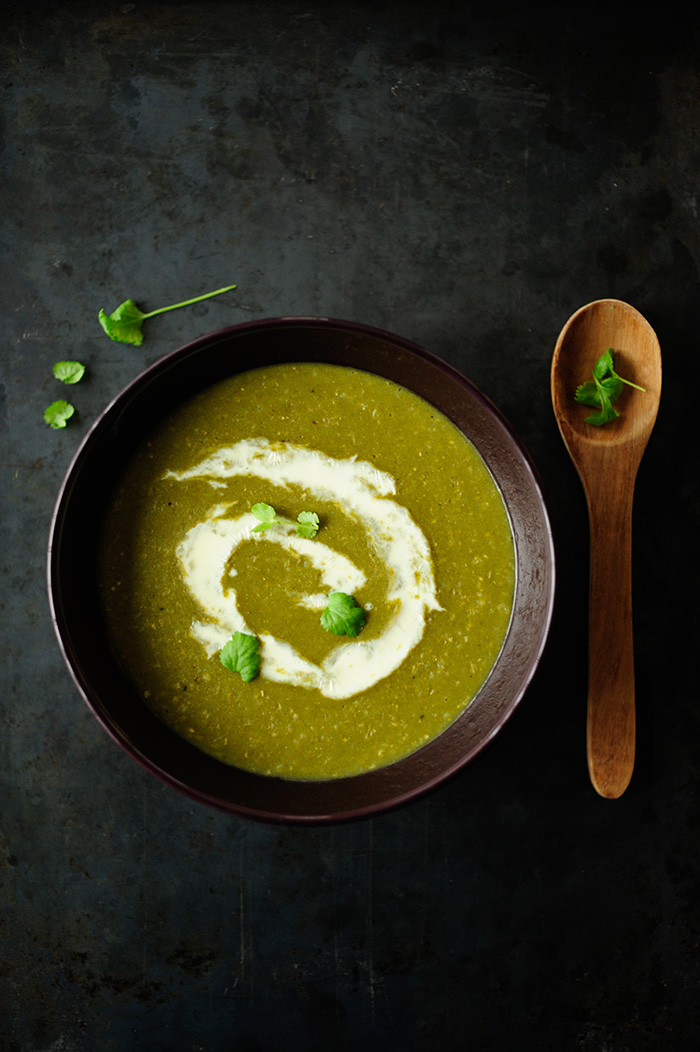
47, 317, 555, 823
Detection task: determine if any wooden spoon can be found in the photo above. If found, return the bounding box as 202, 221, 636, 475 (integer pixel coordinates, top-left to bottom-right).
551, 299, 662, 798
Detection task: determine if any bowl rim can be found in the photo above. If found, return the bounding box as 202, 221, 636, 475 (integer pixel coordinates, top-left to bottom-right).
47, 315, 556, 823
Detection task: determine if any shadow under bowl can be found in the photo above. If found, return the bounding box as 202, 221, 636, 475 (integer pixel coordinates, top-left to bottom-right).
47, 317, 555, 824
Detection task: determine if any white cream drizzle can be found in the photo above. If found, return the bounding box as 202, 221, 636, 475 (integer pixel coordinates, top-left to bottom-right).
166, 438, 442, 699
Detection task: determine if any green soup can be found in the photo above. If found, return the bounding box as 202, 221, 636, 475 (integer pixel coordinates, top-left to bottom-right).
99, 363, 515, 780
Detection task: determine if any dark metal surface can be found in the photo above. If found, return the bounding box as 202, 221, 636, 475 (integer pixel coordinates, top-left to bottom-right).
2, 2, 698, 1048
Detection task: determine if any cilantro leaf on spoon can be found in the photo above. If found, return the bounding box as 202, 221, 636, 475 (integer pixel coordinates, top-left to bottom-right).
575, 348, 645, 427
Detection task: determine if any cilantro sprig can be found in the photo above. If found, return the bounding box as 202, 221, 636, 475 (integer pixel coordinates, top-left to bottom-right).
219, 632, 261, 681
98, 284, 237, 346
320, 592, 366, 637
575, 348, 645, 427
251, 502, 320, 539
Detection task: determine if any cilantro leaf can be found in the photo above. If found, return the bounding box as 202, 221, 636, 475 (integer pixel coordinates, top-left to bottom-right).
597, 373, 624, 404
585, 399, 620, 427
593, 348, 615, 380
575, 374, 623, 424
53, 360, 85, 384
320, 592, 366, 637
251, 502, 277, 532
575, 348, 645, 427
98, 300, 147, 345
574, 380, 601, 408
587, 373, 619, 426
98, 284, 237, 345
44, 400, 75, 429
251, 503, 320, 538
296, 511, 319, 539
219, 632, 261, 681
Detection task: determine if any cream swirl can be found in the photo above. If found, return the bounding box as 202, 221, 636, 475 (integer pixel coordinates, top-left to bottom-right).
166, 438, 441, 699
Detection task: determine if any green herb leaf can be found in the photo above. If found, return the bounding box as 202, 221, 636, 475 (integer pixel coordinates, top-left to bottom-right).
574, 381, 598, 408
44, 400, 75, 429
98, 299, 147, 345
585, 399, 620, 427
597, 373, 624, 404
593, 348, 615, 381
53, 360, 86, 384
251, 502, 277, 532
219, 632, 261, 681
575, 348, 645, 427
98, 284, 237, 345
587, 373, 619, 426
296, 511, 320, 539
320, 592, 366, 637
251, 503, 320, 538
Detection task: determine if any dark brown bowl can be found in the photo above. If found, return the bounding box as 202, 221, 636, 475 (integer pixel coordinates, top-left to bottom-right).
47, 317, 555, 823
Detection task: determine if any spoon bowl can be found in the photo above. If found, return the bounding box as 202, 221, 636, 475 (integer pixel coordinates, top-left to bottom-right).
551, 299, 661, 798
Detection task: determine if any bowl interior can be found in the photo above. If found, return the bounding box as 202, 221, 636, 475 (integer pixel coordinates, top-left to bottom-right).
48, 318, 555, 823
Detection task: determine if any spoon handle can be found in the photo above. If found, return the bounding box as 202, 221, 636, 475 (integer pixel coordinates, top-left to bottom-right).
586, 487, 636, 798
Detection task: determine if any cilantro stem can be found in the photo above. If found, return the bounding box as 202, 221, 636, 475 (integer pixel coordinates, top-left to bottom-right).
619, 376, 646, 392
140, 284, 237, 318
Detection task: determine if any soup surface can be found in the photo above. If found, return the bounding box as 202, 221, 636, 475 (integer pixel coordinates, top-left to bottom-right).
99, 362, 515, 779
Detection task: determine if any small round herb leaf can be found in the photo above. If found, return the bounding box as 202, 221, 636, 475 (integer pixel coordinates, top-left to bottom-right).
53, 360, 86, 384
251, 502, 276, 522
251, 502, 277, 533
251, 502, 320, 537
220, 631, 261, 681
320, 592, 366, 637
296, 511, 320, 539
98, 300, 147, 346
44, 400, 75, 429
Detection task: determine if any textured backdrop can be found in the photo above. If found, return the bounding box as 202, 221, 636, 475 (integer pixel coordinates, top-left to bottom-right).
1, 3, 699, 1050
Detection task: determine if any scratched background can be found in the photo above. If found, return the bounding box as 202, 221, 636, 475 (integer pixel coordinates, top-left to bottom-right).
2, 2, 699, 1049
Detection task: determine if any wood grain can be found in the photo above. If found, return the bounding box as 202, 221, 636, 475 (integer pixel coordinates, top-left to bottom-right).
551, 299, 662, 798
